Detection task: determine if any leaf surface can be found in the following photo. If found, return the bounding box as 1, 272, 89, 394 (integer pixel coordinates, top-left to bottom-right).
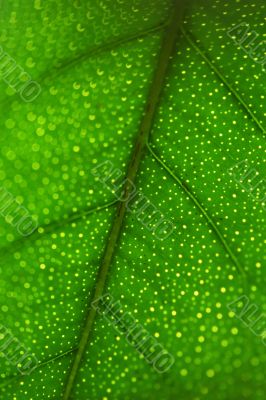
0, 1, 265, 399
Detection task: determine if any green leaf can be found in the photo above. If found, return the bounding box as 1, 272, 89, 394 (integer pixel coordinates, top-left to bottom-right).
0, 1, 265, 399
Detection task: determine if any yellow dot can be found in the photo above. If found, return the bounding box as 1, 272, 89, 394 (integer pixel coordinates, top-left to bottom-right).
206, 369, 215, 378
195, 346, 202, 353
36, 127, 45, 136
32, 162, 40, 170
180, 369, 188, 376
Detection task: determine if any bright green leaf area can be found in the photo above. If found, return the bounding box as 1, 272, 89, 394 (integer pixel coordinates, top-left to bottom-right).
0, 0, 265, 399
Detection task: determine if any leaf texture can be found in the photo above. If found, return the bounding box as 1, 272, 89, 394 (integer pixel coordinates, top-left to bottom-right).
0, 1, 265, 399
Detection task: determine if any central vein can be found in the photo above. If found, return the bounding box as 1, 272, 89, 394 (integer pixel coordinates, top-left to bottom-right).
62, 2, 185, 398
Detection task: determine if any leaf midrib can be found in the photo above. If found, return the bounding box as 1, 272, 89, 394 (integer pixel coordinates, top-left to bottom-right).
62, 2, 185, 398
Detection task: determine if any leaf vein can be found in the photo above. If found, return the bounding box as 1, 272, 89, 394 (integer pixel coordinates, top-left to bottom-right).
180, 26, 265, 135
62, 2, 185, 398
146, 140, 247, 282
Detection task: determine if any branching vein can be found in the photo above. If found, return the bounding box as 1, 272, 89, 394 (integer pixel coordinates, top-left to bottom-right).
146, 141, 247, 282
180, 26, 265, 135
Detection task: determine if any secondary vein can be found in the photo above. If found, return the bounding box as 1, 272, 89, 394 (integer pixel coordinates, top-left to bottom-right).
0, 199, 119, 253
180, 26, 265, 135
146, 141, 247, 283
62, 1, 185, 398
